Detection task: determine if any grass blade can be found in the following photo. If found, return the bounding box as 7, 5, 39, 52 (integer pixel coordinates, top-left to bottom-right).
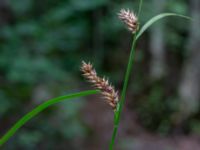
0, 90, 99, 147
136, 13, 191, 40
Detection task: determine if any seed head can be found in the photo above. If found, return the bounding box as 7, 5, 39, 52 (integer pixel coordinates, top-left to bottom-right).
81, 61, 119, 110
118, 9, 138, 33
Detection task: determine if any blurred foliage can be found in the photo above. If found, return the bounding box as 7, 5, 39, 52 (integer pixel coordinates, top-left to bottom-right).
0, 0, 196, 149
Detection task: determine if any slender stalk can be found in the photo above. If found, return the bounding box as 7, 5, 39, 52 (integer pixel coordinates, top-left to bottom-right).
137, 0, 143, 19
109, 34, 137, 150
109, 1, 143, 149
0, 90, 99, 147
109, 125, 118, 150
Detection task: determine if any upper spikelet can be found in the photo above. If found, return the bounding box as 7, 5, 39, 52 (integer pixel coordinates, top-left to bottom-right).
118, 9, 138, 33
81, 61, 119, 110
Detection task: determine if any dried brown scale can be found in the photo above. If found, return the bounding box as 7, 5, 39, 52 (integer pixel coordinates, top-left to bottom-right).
118, 9, 138, 33
81, 61, 119, 110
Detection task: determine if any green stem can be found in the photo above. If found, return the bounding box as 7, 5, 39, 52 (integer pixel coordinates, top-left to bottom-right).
117, 34, 137, 116
109, 125, 118, 150
109, 34, 137, 149
0, 90, 99, 147
137, 0, 143, 18
109, 1, 143, 148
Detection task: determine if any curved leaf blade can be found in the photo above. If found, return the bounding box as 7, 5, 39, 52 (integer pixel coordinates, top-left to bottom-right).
136, 13, 191, 40
0, 90, 99, 147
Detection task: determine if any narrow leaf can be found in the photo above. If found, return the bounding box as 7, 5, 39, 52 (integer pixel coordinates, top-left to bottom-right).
0, 90, 99, 147
136, 13, 191, 40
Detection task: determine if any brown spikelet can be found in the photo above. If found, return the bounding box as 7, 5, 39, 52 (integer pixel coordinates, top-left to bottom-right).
118, 9, 138, 33
81, 61, 119, 110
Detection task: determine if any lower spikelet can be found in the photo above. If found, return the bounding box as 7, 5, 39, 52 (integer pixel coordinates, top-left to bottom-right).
81, 61, 119, 110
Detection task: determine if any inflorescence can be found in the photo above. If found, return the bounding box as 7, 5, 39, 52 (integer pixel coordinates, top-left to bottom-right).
81, 61, 119, 110
118, 9, 138, 33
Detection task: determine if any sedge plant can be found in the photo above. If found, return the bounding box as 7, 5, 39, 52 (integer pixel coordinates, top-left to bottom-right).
0, 0, 191, 149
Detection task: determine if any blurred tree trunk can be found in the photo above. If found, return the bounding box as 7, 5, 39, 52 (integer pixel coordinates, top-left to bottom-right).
149, 0, 166, 80
178, 0, 200, 118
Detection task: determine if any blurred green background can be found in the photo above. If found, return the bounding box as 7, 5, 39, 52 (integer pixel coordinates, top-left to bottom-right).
0, 0, 200, 149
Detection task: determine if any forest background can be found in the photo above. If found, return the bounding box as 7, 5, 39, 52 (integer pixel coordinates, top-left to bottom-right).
0, 0, 200, 149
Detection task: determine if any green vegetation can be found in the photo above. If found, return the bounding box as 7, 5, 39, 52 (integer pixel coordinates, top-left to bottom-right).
0, 0, 198, 149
